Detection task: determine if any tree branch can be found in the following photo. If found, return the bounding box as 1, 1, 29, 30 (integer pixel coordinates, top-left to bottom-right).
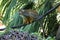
11, 3, 60, 29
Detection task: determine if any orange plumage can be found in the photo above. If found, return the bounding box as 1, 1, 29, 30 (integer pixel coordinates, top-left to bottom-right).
19, 9, 38, 24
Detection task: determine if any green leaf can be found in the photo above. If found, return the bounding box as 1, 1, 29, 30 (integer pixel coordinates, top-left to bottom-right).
3, 0, 17, 24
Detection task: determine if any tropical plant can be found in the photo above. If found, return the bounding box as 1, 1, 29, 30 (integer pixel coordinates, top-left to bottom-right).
0, 0, 60, 40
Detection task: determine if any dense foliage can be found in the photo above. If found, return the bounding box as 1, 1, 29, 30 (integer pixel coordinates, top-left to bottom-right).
0, 0, 60, 40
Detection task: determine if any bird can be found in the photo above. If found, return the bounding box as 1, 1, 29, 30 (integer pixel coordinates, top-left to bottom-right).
19, 2, 39, 24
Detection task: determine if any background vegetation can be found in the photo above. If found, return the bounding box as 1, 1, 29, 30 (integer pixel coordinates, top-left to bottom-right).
0, 0, 60, 40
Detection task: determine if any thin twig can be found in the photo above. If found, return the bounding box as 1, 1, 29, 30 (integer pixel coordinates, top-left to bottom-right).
11, 3, 60, 29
